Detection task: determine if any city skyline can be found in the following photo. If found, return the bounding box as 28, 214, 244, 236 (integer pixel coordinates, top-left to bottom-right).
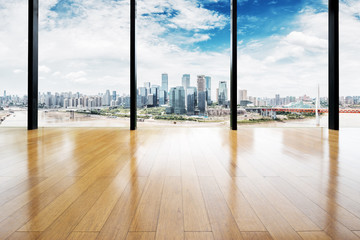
1, 0, 359, 97
0, 71, 332, 99
3, 86, 360, 109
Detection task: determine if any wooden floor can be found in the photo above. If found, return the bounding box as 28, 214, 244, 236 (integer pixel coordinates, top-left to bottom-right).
0, 127, 360, 240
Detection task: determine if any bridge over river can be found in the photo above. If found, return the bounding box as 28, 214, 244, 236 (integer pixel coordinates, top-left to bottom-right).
245, 107, 360, 119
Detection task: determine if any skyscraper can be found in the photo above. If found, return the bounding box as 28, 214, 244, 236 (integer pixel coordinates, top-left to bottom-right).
275, 94, 280, 106
182, 74, 190, 90
205, 76, 211, 104
182, 74, 190, 107
169, 87, 176, 109
188, 86, 197, 107
218, 81, 227, 105
168, 86, 186, 114
161, 73, 168, 93
174, 86, 186, 114
139, 87, 147, 97
197, 75, 206, 111
147, 94, 155, 107
103, 90, 111, 106
197, 75, 205, 92
139, 87, 147, 106
159, 90, 167, 105
186, 87, 196, 115
144, 82, 151, 95
198, 91, 207, 115
112, 91, 117, 101
239, 89, 247, 104
151, 85, 160, 106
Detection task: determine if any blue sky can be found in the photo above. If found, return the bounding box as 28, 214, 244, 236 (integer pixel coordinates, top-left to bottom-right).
0, 0, 359, 97
158, 0, 328, 52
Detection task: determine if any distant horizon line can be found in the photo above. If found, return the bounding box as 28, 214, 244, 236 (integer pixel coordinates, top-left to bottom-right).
2, 89, 352, 100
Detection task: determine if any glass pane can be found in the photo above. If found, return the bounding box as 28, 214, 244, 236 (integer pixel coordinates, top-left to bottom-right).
340, 0, 360, 127
136, 0, 230, 128
237, 0, 328, 128
0, 1, 28, 127
38, 0, 130, 127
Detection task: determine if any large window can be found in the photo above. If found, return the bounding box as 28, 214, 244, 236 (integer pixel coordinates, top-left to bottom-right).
0, 1, 28, 127
340, 0, 360, 128
38, 0, 130, 127
237, 0, 328, 128
136, 0, 230, 128
2, 0, 358, 129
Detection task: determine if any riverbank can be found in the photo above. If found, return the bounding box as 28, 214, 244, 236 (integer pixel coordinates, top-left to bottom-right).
1, 109, 360, 128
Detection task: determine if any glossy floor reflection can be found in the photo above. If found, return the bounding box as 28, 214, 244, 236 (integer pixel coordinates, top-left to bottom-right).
0, 128, 360, 240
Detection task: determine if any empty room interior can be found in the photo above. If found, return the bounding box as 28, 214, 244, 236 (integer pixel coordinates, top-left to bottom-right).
1, 0, 360, 239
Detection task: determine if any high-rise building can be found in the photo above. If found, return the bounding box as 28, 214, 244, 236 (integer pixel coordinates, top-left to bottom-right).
137, 95, 143, 108
124, 96, 131, 108
197, 75, 206, 111
275, 94, 280, 106
182, 74, 190, 107
187, 87, 196, 115
159, 90, 167, 105
169, 87, 176, 109
218, 81, 228, 105
182, 74, 190, 90
161, 73, 168, 93
139, 87, 147, 106
239, 89, 247, 104
168, 86, 186, 114
174, 86, 186, 114
147, 94, 155, 107
198, 91, 207, 115
249, 96, 258, 106
151, 85, 160, 106
197, 75, 205, 92
112, 91, 117, 101
103, 90, 111, 106
139, 87, 147, 97
205, 76, 211, 104
144, 82, 151, 94
45, 92, 52, 107
187, 86, 197, 107
64, 98, 69, 108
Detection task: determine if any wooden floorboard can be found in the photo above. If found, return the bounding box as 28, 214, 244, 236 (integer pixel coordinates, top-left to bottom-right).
0, 128, 359, 239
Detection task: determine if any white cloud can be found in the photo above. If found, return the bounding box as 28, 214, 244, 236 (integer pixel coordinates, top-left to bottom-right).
166, 0, 228, 31
39, 65, 52, 73
284, 31, 327, 51
235, 3, 360, 98
339, 0, 360, 96
0, 0, 28, 94
236, 8, 330, 98
1, 0, 228, 96
13, 69, 24, 74
35, 0, 229, 97
64, 71, 87, 83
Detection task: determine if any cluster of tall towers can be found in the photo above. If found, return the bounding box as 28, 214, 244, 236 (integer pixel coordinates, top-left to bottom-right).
138, 73, 220, 116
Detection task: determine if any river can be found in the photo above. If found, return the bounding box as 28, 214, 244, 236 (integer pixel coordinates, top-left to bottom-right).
1, 109, 359, 128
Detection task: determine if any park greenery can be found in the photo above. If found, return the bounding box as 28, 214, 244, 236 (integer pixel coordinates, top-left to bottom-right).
238, 118, 279, 124
276, 111, 317, 119
75, 106, 319, 123
154, 115, 199, 121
